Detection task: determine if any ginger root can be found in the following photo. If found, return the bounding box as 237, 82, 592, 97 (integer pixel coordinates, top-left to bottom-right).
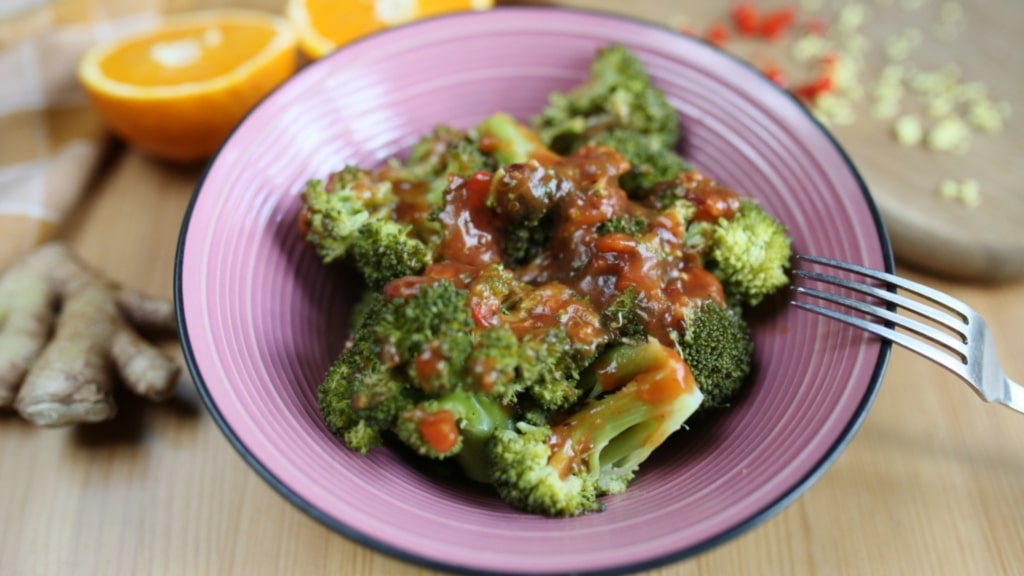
0, 242, 179, 426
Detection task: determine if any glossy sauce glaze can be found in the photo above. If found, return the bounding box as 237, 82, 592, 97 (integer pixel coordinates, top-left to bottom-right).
388, 142, 740, 352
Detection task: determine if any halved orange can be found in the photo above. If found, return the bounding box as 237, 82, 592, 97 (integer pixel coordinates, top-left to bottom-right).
287, 0, 494, 60
78, 10, 298, 163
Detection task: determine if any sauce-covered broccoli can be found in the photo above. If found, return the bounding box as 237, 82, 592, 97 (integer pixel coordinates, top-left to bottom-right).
300, 44, 792, 517
490, 338, 703, 516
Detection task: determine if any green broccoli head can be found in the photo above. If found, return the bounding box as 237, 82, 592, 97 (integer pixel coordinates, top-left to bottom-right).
317, 279, 474, 452
533, 44, 680, 155
488, 338, 704, 517
394, 389, 513, 483
351, 219, 432, 290
400, 125, 486, 181
709, 200, 793, 306
317, 340, 411, 455
382, 125, 497, 213
678, 300, 754, 410
489, 422, 602, 516
600, 286, 648, 343
300, 166, 397, 263
465, 324, 526, 403
375, 280, 476, 395
593, 129, 691, 195
320, 272, 590, 466
517, 327, 585, 412
317, 355, 381, 454
596, 214, 648, 238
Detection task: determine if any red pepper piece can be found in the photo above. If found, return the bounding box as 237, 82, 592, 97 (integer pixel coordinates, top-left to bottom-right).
465, 170, 493, 204
706, 22, 729, 46
730, 2, 760, 36
792, 74, 833, 102
759, 7, 797, 40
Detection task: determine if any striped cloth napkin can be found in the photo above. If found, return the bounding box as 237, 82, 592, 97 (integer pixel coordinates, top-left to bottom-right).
0, 0, 163, 270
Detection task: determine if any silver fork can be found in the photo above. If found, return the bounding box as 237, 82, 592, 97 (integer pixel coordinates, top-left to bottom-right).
790, 254, 1023, 414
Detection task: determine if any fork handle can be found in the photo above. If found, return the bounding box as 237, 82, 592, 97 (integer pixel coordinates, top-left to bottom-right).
1007, 377, 1024, 414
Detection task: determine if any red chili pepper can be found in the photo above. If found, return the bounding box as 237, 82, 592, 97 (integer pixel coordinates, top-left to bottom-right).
761, 62, 788, 87
792, 74, 833, 102
759, 7, 797, 40
730, 2, 760, 36
706, 22, 729, 46
462, 170, 494, 213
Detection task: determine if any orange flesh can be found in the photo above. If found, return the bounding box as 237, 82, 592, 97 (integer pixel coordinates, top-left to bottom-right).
305, 0, 383, 44
99, 24, 277, 86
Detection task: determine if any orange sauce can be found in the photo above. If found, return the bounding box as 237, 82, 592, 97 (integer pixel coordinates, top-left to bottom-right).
634, 348, 695, 404
413, 343, 446, 392
437, 172, 503, 267
376, 137, 743, 397
417, 409, 460, 453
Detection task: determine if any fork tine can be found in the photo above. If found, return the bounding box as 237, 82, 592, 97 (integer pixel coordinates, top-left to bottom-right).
792, 268, 968, 341
793, 285, 969, 360
796, 255, 972, 321
791, 300, 970, 381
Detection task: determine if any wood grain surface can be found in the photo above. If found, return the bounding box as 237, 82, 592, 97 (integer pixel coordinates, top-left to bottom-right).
655, 0, 1024, 282
2, 1, 1024, 575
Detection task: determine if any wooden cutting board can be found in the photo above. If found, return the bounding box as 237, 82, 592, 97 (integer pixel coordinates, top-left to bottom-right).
567, 0, 1024, 282
827, 0, 1024, 283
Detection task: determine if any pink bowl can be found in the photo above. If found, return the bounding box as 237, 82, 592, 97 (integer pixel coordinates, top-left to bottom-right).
175, 7, 892, 575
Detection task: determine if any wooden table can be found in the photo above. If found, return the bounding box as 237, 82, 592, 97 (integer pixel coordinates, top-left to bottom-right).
2, 1, 1023, 575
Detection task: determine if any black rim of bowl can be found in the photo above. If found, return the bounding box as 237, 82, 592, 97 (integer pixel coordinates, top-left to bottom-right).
174, 6, 895, 575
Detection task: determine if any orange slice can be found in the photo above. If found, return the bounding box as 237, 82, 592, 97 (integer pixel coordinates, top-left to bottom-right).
78, 10, 298, 163
287, 0, 494, 60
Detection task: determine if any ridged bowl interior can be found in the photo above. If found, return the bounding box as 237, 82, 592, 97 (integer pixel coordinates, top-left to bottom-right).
176, 7, 891, 575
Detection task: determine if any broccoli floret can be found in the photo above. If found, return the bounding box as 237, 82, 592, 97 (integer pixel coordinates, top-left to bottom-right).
300, 164, 436, 288
684, 220, 715, 256
593, 129, 691, 195
678, 300, 754, 410
533, 44, 680, 155
317, 279, 475, 451
488, 338, 704, 517
394, 389, 513, 483
401, 127, 498, 207
489, 421, 600, 516
398, 125, 494, 184
317, 296, 407, 454
300, 166, 397, 263
517, 327, 585, 412
463, 265, 597, 410
465, 324, 526, 403
601, 286, 648, 343
317, 356, 384, 454
351, 219, 432, 290
708, 200, 792, 306
596, 214, 648, 237
498, 281, 607, 411
319, 273, 594, 463
347, 289, 385, 333
377, 280, 476, 395
500, 219, 553, 266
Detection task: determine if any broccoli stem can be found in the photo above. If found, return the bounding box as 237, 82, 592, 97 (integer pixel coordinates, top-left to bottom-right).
476, 113, 559, 166
579, 337, 669, 397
